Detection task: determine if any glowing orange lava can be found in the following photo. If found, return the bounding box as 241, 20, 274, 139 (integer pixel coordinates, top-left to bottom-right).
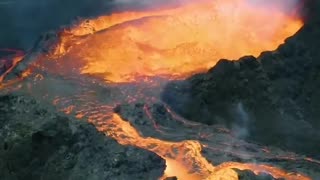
52, 0, 303, 82
0, 50, 25, 88
0, 50, 25, 82
100, 114, 311, 180
0, 0, 313, 180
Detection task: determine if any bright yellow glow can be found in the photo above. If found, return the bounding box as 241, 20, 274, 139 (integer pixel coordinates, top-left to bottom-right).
54, 0, 303, 82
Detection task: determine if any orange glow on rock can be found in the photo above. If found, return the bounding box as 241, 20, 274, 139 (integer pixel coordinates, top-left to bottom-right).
53, 0, 303, 82
99, 114, 311, 180
0, 53, 25, 82
0, 1, 312, 180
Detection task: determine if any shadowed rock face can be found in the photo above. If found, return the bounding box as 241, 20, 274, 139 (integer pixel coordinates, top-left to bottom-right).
1, 1, 320, 179
0, 95, 165, 180
162, 3, 320, 157
237, 170, 284, 180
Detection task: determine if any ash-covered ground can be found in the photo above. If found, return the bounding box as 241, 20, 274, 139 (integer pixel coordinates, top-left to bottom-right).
1, 0, 320, 180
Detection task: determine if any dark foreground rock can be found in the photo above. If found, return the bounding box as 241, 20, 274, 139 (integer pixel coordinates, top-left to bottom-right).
162, 6, 320, 157
236, 170, 283, 180
0, 95, 165, 180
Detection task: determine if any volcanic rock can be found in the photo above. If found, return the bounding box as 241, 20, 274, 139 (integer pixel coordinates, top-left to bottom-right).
0, 95, 165, 180
116, 100, 320, 178
236, 170, 283, 180
164, 177, 178, 180
1, 1, 320, 180
162, 3, 320, 157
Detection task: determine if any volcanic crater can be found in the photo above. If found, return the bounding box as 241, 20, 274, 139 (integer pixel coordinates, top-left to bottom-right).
1, 0, 320, 180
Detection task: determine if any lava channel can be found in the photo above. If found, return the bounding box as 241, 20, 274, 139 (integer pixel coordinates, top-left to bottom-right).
0, 49, 25, 83
100, 113, 311, 180
0, 0, 312, 180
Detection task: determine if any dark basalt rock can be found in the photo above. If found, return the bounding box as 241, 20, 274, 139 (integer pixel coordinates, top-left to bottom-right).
162, 3, 320, 158
0, 58, 13, 77
164, 176, 178, 180
0, 95, 165, 180
236, 170, 284, 180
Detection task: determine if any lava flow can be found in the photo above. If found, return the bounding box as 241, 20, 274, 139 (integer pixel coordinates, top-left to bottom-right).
102, 113, 311, 180
0, 48, 25, 82
36, 0, 303, 83
0, 0, 313, 180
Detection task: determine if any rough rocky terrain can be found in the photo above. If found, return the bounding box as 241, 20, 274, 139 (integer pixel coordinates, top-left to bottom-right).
162, 1, 320, 158
116, 102, 320, 179
1, 1, 320, 180
0, 95, 165, 180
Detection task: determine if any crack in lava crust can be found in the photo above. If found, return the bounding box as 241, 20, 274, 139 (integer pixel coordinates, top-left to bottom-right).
0, 72, 314, 180
0, 0, 314, 179
101, 114, 311, 180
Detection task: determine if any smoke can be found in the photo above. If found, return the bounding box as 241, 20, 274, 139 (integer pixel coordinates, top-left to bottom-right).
231, 102, 250, 139
246, 0, 301, 14
0, 0, 110, 49
111, 0, 171, 8
0, 0, 303, 50
0, 0, 176, 50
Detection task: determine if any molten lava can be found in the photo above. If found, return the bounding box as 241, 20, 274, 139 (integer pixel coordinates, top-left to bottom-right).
51, 0, 303, 82
0, 49, 25, 83
101, 114, 310, 180
0, 0, 314, 180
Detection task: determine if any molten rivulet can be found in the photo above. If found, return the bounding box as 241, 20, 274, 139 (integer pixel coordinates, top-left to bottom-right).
103, 114, 310, 180
0, 0, 311, 180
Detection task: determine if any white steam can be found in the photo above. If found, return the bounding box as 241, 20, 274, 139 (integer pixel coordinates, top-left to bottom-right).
232, 102, 250, 139
247, 0, 301, 13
